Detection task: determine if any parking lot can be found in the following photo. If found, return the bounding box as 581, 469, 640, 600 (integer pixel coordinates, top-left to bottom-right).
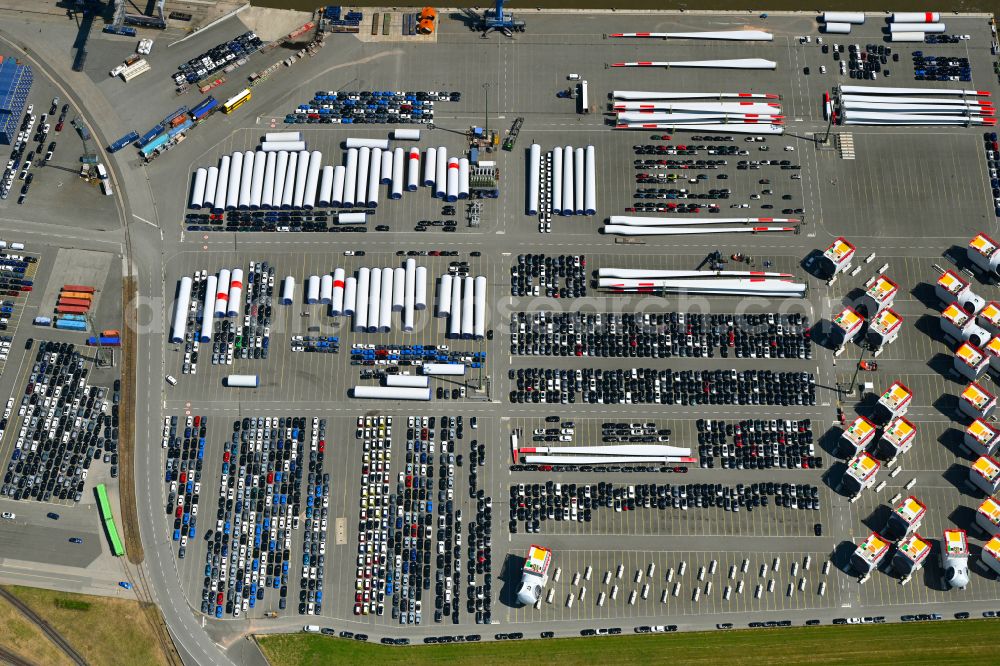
500, 547, 838, 625
75, 6, 1000, 643
164, 250, 492, 406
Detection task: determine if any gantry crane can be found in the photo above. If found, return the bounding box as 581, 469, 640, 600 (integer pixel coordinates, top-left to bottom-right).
463, 0, 525, 38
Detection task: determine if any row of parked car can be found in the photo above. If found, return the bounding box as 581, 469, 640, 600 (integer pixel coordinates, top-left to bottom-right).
509, 481, 821, 534
433, 416, 463, 624
172, 30, 262, 86
284, 90, 460, 125
184, 209, 375, 233
465, 417, 492, 624
511, 254, 586, 298
299, 418, 329, 615
3, 343, 118, 503
353, 415, 392, 618
984, 132, 1000, 217
199, 416, 308, 618
911, 51, 971, 81
509, 368, 817, 406
508, 311, 812, 360
697, 418, 820, 471
164, 414, 205, 558
633, 143, 749, 156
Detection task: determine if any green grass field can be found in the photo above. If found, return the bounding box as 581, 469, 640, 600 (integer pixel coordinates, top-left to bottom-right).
5, 585, 173, 666
259, 620, 1000, 666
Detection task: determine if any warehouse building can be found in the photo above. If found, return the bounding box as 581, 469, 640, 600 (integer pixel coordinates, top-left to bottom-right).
0, 55, 32, 145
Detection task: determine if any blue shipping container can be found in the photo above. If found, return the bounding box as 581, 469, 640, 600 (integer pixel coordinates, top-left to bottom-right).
55, 319, 87, 331
108, 131, 140, 153
137, 125, 164, 147
141, 133, 170, 156
168, 118, 192, 138
191, 96, 218, 120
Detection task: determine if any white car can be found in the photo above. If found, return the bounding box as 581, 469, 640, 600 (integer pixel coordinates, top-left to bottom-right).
1, 512, 14, 520
165, 375, 177, 386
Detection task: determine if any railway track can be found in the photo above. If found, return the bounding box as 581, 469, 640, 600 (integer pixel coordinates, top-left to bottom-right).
120, 561, 183, 666
0, 588, 87, 666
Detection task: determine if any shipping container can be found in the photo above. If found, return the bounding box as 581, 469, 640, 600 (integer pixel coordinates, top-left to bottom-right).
62, 285, 96, 293
61, 314, 86, 322
56, 305, 89, 315
140, 134, 169, 156
108, 131, 140, 153
60, 291, 93, 301
162, 106, 188, 126
190, 96, 218, 120
86, 336, 121, 346
55, 319, 87, 331
101, 329, 120, 337
137, 125, 164, 147
57, 298, 92, 308
167, 118, 192, 138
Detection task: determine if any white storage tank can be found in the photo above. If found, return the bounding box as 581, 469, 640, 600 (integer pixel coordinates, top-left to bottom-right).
225, 374, 260, 388
261, 140, 306, 152
822, 22, 852, 34
822, 11, 865, 24
344, 138, 390, 150
281, 276, 295, 305
891, 32, 930, 42
264, 131, 302, 142
892, 12, 939, 23
385, 375, 430, 388
352, 385, 431, 400
306, 275, 320, 304
889, 23, 946, 33
423, 363, 466, 376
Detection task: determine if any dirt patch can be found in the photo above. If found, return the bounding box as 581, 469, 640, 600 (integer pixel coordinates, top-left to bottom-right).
119, 275, 143, 566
